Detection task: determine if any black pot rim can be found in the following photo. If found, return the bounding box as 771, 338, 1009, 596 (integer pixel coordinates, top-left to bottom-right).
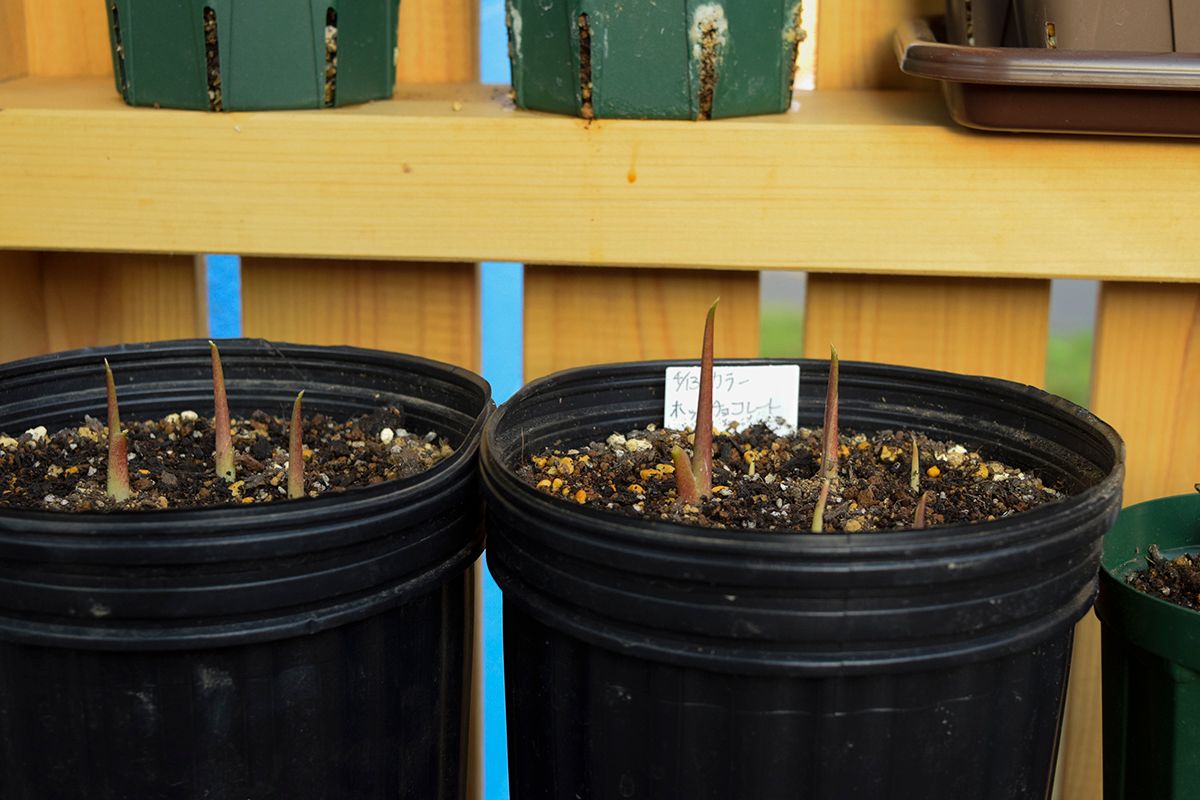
483, 357, 1125, 556
0, 338, 492, 534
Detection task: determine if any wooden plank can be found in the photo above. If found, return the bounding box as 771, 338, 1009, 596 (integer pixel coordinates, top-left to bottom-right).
0, 251, 48, 362
0, 0, 28, 81
803, 274, 1050, 385
38, 252, 202, 351
523, 266, 760, 380
1093, 282, 1200, 504
241, 258, 478, 369
4, 80, 1200, 282
815, 0, 942, 90
23, 0, 111, 78
396, 0, 479, 83
1056, 282, 1200, 800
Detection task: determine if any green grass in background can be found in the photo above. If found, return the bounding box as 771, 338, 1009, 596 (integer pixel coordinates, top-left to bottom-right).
759, 308, 1093, 408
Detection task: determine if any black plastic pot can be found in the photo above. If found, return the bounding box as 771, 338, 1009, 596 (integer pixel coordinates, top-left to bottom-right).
482, 359, 1123, 800
0, 339, 491, 800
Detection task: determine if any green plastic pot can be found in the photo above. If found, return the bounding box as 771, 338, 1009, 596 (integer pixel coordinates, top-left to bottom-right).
1097, 493, 1200, 800
105, 0, 400, 111
506, 0, 805, 120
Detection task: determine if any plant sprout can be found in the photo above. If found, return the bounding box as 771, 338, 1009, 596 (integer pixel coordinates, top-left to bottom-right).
288, 390, 305, 500
914, 490, 930, 530
673, 299, 718, 506
209, 340, 235, 482
910, 433, 921, 494
811, 346, 839, 532
104, 359, 131, 502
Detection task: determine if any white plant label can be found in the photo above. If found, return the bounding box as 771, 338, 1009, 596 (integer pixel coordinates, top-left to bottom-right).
663, 365, 799, 433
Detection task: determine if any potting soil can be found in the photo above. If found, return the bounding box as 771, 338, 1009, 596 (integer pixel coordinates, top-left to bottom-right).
0, 406, 452, 511
519, 424, 1062, 531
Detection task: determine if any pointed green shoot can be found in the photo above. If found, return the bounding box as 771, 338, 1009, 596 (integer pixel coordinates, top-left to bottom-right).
910, 433, 921, 494
288, 390, 305, 500
820, 346, 840, 480
691, 298, 718, 498
914, 491, 929, 530
811, 477, 830, 533
672, 445, 700, 506
104, 359, 131, 502
209, 340, 235, 482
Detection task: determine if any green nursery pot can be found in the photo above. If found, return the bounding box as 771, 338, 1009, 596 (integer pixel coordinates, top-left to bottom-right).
506, 0, 805, 120
1097, 493, 1200, 800
105, 0, 400, 111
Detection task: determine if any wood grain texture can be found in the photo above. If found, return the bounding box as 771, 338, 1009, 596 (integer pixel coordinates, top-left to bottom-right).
815, 0, 942, 89
38, 253, 202, 350
1093, 282, 1200, 504
0, 252, 200, 362
0, 251, 48, 362
803, 274, 1050, 385
4, 80, 1198, 282
524, 267, 760, 380
1057, 282, 1200, 800
0, 0, 28, 80
396, 0, 479, 83
241, 258, 479, 370
23, 0, 111, 78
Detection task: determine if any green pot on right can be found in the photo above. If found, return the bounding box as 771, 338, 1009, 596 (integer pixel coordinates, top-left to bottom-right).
1097, 493, 1200, 800
505, 0, 805, 120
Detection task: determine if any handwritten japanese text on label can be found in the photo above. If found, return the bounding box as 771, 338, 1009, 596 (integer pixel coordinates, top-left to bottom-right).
663, 365, 799, 433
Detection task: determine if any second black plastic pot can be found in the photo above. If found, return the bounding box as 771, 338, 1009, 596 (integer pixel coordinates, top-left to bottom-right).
483, 359, 1123, 800
0, 339, 492, 800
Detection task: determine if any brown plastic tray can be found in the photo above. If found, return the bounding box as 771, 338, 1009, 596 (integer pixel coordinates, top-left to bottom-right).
896, 16, 1200, 136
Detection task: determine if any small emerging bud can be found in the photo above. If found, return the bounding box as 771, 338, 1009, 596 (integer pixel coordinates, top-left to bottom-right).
672, 445, 700, 506
914, 491, 930, 530
210, 341, 235, 482
288, 391, 305, 500
104, 359, 131, 502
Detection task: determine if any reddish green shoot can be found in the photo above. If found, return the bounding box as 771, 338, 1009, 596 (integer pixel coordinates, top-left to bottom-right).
820, 346, 839, 479
910, 433, 921, 494
672, 445, 699, 506
288, 390, 305, 500
209, 340, 235, 482
811, 346, 840, 533
104, 359, 131, 502
914, 490, 930, 530
673, 299, 719, 506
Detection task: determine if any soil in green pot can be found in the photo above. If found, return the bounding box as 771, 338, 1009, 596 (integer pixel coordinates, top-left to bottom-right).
0, 405, 452, 512
1126, 544, 1200, 611
519, 422, 1061, 532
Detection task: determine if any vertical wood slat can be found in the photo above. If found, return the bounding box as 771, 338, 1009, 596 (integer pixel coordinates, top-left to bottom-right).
523, 267, 761, 381
803, 274, 1051, 385
241, 259, 479, 368
395, 0, 480, 83
815, 0, 943, 90
22, 0, 110, 78
1056, 281, 1200, 800
0, 251, 48, 361
0, 0, 29, 80
0, 252, 202, 363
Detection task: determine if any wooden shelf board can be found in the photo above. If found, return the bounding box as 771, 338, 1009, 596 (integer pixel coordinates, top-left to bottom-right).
1, 76, 1198, 282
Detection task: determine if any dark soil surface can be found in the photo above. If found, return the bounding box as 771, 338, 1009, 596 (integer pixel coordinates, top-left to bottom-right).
0, 407, 452, 512
519, 424, 1063, 532
1127, 545, 1200, 611
204, 8, 223, 111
